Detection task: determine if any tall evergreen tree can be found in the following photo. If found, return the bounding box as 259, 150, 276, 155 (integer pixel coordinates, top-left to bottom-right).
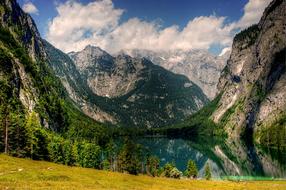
146, 155, 160, 177
204, 163, 212, 180
117, 139, 141, 175
185, 159, 198, 178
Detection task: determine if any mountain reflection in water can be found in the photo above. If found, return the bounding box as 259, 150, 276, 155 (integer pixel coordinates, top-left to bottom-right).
137, 137, 286, 178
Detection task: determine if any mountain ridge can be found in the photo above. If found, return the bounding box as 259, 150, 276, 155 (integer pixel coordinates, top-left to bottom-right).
121, 48, 229, 99
50, 44, 210, 127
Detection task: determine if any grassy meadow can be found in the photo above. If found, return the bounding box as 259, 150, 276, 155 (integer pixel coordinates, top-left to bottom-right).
0, 154, 285, 190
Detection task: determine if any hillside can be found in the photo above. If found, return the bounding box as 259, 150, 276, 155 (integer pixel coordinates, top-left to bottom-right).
46, 43, 209, 128
0, 155, 285, 190
0, 0, 109, 159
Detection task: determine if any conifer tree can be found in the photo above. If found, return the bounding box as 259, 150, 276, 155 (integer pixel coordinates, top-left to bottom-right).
117, 138, 141, 175
146, 155, 160, 176
204, 163, 212, 180
185, 159, 198, 178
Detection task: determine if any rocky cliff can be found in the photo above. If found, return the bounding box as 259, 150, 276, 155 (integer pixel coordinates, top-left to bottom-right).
0, 0, 69, 131
123, 49, 228, 100
212, 0, 286, 147
0, 0, 105, 137
59, 45, 209, 127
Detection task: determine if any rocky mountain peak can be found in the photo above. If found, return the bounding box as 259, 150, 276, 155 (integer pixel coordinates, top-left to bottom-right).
68, 45, 113, 72
82, 45, 109, 57
122, 48, 228, 99
57, 44, 209, 127
0, 0, 46, 60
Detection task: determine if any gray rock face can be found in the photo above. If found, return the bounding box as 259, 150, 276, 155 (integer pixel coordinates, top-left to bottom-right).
69, 48, 145, 98
0, 0, 71, 131
0, 0, 46, 61
58, 46, 210, 127
122, 49, 228, 100
44, 41, 117, 124
212, 0, 286, 141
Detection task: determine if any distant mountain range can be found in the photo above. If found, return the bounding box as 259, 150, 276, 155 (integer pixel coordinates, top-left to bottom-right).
45, 43, 209, 127
121, 49, 229, 99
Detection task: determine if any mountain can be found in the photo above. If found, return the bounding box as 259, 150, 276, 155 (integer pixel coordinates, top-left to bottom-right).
0, 0, 107, 156
46, 44, 209, 128
122, 49, 229, 100
212, 0, 286, 147
160, 0, 285, 148
0, 0, 66, 131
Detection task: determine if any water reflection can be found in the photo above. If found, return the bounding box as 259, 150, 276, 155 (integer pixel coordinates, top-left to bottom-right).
136, 137, 286, 178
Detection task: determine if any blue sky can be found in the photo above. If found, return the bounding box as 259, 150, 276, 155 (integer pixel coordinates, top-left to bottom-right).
19, 0, 247, 36
18, 0, 271, 54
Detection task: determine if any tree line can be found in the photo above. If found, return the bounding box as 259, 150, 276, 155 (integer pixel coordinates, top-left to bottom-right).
0, 110, 212, 179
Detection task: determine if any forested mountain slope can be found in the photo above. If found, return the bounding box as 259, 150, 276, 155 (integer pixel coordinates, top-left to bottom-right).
45, 43, 209, 128
0, 0, 107, 157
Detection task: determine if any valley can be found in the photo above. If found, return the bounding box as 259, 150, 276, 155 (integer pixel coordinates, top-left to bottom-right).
0, 0, 285, 189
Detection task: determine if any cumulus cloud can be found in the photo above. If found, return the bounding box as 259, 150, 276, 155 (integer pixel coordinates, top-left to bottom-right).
22, 2, 39, 15
236, 0, 272, 29
96, 16, 234, 53
46, 0, 272, 54
46, 0, 123, 52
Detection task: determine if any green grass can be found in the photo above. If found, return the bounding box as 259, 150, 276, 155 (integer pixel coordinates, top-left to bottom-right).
0, 155, 285, 190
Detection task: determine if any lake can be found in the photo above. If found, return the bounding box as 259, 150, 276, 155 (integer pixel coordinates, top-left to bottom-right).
136, 137, 286, 178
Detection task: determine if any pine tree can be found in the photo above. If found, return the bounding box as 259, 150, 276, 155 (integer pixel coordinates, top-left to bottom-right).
26, 112, 37, 158
8, 111, 28, 157
146, 155, 160, 177
204, 163, 212, 180
185, 159, 198, 178
117, 139, 141, 175
105, 140, 116, 171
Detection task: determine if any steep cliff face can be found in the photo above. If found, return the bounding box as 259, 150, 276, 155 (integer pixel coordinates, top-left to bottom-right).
69, 47, 146, 98
213, 0, 286, 146
0, 0, 69, 131
0, 0, 45, 60
123, 49, 228, 100
43, 40, 210, 127
0, 0, 108, 153
44, 41, 117, 124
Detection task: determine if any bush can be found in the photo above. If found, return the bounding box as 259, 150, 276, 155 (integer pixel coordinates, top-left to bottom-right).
170, 167, 182, 179
160, 162, 182, 178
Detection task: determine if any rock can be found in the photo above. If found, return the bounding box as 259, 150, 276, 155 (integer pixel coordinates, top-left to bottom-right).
121, 49, 228, 100
212, 0, 286, 143
45, 43, 209, 127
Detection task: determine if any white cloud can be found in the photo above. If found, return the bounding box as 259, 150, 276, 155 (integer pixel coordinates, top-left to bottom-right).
219, 47, 231, 56
46, 0, 123, 52
22, 2, 39, 15
236, 0, 272, 29
46, 0, 272, 54
96, 16, 234, 53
